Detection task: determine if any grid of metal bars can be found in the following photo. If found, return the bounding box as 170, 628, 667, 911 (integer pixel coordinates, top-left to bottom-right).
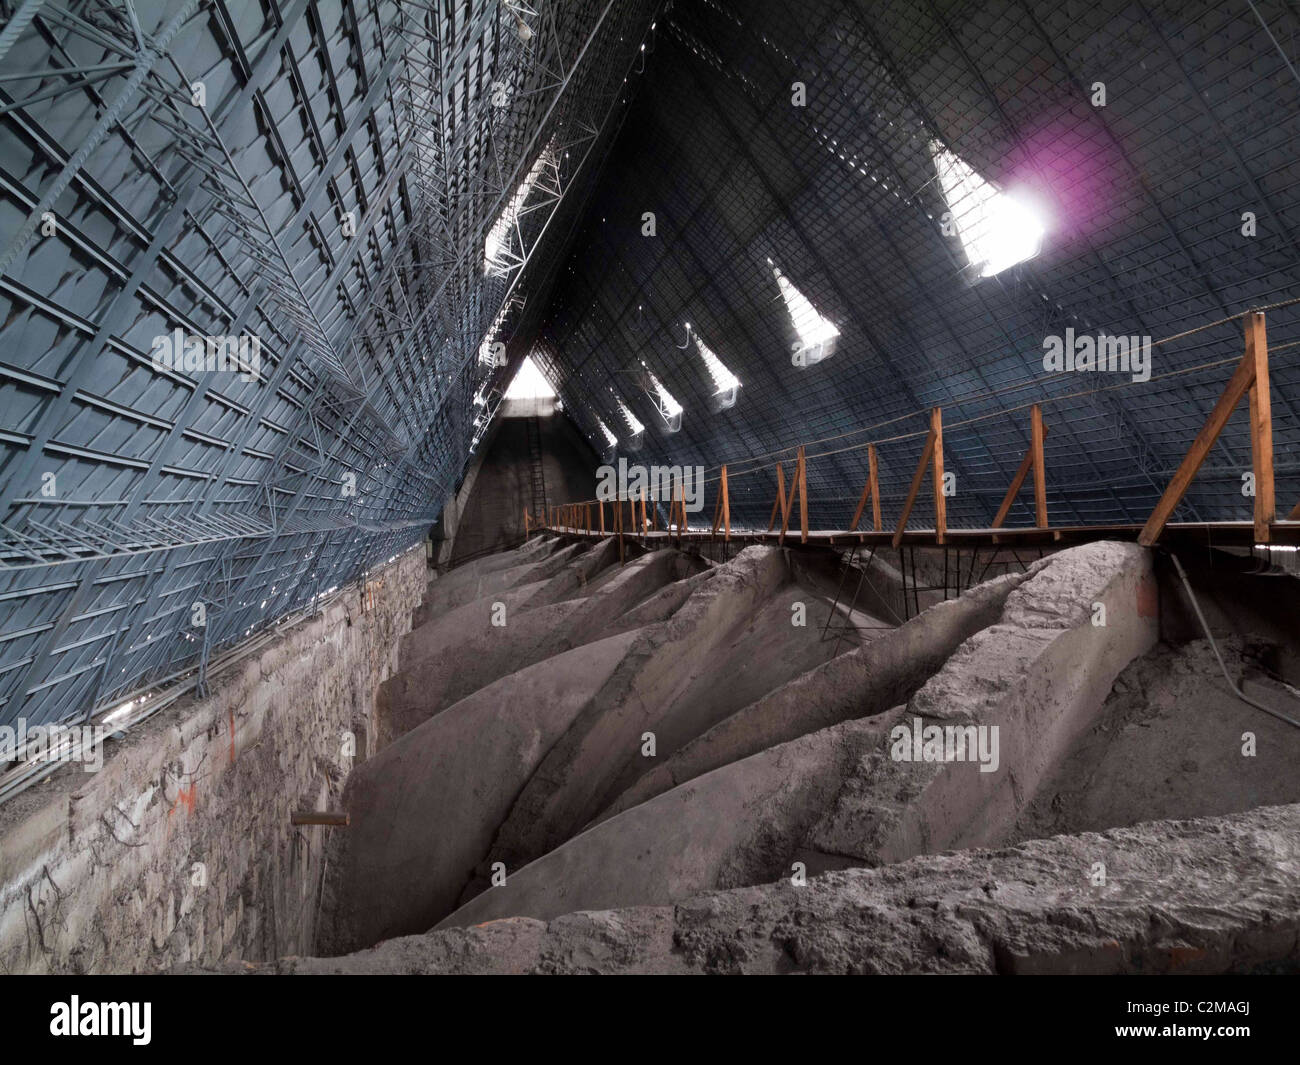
537, 0, 1300, 534
0, 0, 659, 728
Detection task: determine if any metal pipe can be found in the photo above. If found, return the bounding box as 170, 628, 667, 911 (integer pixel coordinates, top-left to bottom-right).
1167, 551, 1300, 730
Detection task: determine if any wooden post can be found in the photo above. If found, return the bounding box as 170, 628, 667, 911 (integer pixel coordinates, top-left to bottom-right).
790, 447, 800, 546
615, 494, 624, 563
640, 486, 647, 536
930, 410, 946, 545
893, 413, 939, 548
599, 500, 605, 535
779, 447, 807, 545
768, 462, 788, 533
1138, 324, 1262, 546
1031, 404, 1048, 529
710, 465, 732, 541
720, 465, 730, 542
992, 407, 1050, 529
1246, 311, 1274, 543
848, 444, 882, 532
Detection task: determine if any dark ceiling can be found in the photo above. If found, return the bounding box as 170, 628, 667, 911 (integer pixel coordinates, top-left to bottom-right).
535, 0, 1300, 531
0, 0, 1297, 729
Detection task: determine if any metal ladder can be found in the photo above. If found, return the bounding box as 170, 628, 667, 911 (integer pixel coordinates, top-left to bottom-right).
525, 416, 548, 524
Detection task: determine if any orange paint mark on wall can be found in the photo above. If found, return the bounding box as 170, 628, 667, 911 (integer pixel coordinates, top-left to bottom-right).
1136, 575, 1158, 618
167, 784, 197, 820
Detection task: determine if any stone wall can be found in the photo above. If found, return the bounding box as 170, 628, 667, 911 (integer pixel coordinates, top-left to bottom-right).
0, 545, 426, 974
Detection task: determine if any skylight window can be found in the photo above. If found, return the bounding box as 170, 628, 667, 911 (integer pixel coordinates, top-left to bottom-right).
769, 259, 839, 365
484, 142, 557, 276
503, 354, 556, 399
643, 365, 683, 432
689, 324, 741, 408
931, 141, 1044, 278
595, 417, 618, 451
616, 398, 644, 437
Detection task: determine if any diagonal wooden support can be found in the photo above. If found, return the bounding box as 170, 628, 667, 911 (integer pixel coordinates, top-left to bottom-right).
1139, 312, 1267, 546
848, 444, 882, 532
672, 478, 690, 542
892, 409, 944, 548
779, 447, 808, 545
711, 465, 732, 541
992, 405, 1050, 529
767, 462, 789, 533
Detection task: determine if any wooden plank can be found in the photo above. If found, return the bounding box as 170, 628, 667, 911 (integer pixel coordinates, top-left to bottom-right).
721, 464, 730, 541
1031, 403, 1048, 528
1138, 346, 1257, 546
892, 419, 938, 548
1246, 311, 1273, 543
868, 444, 881, 532
790, 444, 800, 546
930, 409, 946, 545
599, 500, 605, 535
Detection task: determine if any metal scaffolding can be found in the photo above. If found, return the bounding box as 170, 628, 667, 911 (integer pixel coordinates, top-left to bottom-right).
0, 0, 660, 728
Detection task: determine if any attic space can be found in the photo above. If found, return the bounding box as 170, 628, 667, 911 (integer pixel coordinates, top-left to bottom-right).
1, 0, 1299, 1001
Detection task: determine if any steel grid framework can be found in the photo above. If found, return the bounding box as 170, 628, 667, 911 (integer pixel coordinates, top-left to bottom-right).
0, 0, 660, 728
535, 0, 1300, 535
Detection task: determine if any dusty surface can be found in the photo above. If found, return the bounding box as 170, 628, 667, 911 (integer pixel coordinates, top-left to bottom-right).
1014, 635, 1300, 841
192, 801, 1300, 974
322, 538, 885, 948
598, 567, 1034, 820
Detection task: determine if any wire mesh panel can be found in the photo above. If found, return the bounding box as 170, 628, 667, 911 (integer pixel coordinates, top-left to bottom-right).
537, 0, 1300, 535
0, 0, 660, 728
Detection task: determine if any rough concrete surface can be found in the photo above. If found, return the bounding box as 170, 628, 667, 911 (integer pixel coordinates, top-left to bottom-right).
801, 541, 1159, 868
0, 547, 426, 974
193, 801, 1300, 974
1014, 634, 1300, 840
599, 566, 1036, 820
